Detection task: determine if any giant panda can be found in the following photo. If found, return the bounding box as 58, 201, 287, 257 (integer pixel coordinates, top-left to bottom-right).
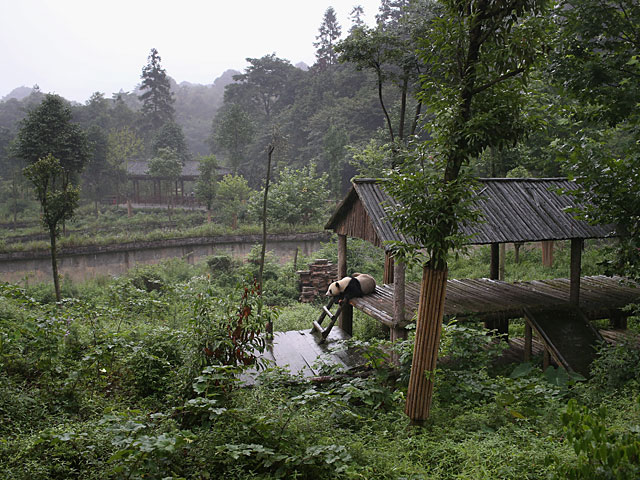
325, 273, 376, 304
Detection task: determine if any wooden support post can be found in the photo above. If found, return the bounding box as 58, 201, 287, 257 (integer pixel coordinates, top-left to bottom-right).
524, 322, 532, 362
384, 251, 394, 284
542, 240, 554, 267
610, 311, 628, 329
514, 242, 522, 264
337, 234, 352, 336
499, 243, 505, 281
391, 260, 407, 364
570, 238, 583, 307
490, 243, 499, 280
405, 266, 448, 425
486, 244, 508, 338
337, 234, 347, 279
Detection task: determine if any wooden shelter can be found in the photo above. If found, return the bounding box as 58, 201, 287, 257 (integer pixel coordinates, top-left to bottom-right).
126, 160, 231, 205
324, 178, 639, 372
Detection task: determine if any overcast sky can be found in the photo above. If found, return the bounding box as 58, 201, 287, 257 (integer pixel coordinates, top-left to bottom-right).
0, 0, 382, 103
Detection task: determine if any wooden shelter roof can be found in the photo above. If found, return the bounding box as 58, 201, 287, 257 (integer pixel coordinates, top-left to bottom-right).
127, 160, 231, 181
325, 178, 613, 249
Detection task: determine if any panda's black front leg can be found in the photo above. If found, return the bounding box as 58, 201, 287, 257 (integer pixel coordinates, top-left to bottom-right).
338, 293, 353, 305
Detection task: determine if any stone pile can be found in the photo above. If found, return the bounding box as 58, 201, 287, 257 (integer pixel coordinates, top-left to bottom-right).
298, 259, 338, 303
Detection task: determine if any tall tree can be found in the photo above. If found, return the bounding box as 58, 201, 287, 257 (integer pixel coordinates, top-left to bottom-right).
385, 0, 550, 424
23, 155, 80, 302
314, 7, 343, 70
211, 103, 254, 174
226, 54, 297, 121
15, 94, 89, 301
107, 126, 144, 205
551, 0, 640, 277
194, 154, 219, 222
139, 48, 175, 136
216, 174, 253, 229
83, 125, 110, 215
15, 94, 90, 186
349, 5, 366, 31
323, 125, 348, 196
337, 0, 431, 162
151, 120, 190, 163
148, 147, 182, 219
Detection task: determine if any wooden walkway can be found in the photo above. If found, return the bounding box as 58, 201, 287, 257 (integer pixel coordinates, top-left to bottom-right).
351, 275, 639, 327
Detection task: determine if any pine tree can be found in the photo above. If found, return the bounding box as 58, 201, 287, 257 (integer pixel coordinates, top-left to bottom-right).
139, 48, 175, 135
314, 7, 342, 70
349, 5, 365, 32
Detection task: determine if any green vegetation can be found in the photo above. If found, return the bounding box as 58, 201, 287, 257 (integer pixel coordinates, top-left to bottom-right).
1, 0, 640, 476
0, 205, 327, 254
1, 248, 639, 478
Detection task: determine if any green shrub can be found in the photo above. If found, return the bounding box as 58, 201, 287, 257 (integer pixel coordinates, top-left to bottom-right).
589, 340, 640, 392
553, 398, 640, 479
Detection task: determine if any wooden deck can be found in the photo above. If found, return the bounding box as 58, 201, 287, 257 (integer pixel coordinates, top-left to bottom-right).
351, 275, 640, 327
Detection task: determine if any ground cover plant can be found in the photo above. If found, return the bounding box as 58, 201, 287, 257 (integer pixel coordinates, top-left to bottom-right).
1, 243, 639, 479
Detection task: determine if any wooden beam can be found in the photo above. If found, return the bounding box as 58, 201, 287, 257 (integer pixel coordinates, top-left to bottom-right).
570, 238, 583, 307
486, 243, 508, 338
384, 251, 394, 284
524, 321, 532, 362
337, 234, 347, 279
392, 259, 406, 327
490, 243, 499, 280
337, 235, 352, 336
542, 241, 554, 267
391, 259, 407, 364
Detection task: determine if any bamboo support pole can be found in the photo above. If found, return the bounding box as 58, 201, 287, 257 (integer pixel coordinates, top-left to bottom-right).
405, 266, 448, 424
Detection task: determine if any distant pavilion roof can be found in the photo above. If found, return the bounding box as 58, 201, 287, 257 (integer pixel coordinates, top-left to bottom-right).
127, 160, 232, 181
325, 178, 614, 250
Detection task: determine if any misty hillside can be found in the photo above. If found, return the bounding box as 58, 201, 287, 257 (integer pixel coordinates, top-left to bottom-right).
0, 70, 240, 156
1, 86, 34, 102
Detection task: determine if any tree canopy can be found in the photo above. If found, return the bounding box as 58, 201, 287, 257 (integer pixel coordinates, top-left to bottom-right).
15, 94, 90, 181
139, 48, 175, 135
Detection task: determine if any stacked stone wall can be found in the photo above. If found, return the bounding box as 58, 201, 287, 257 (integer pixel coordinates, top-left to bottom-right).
298, 259, 338, 302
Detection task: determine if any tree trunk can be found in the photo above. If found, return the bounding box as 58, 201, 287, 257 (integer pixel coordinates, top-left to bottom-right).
49, 228, 61, 302
405, 265, 448, 424
259, 144, 275, 335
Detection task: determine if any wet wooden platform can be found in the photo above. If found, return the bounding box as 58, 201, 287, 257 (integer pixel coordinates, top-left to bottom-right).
251, 327, 362, 379
351, 275, 639, 327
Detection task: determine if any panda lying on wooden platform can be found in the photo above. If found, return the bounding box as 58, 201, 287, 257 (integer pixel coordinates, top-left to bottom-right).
325, 273, 376, 304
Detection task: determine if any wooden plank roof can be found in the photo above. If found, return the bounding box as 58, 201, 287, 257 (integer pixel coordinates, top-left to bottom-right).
325, 178, 613, 248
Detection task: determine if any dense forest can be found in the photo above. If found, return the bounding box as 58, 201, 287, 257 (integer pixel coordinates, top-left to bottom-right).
1, 0, 640, 478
